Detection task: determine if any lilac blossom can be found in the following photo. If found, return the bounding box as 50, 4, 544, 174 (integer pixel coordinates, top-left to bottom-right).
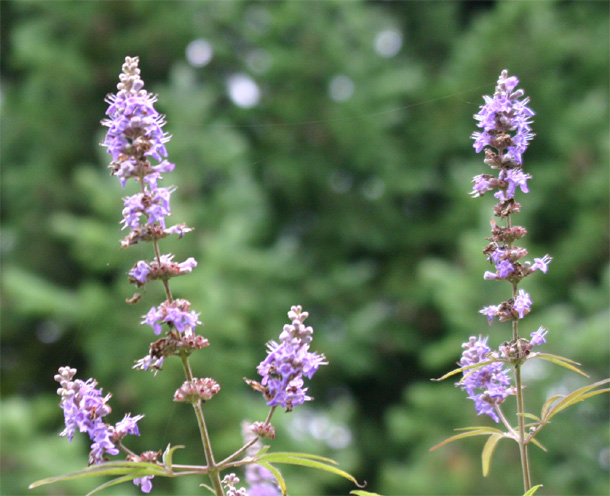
142, 298, 201, 335
530, 327, 548, 346
532, 255, 552, 274
472, 70, 535, 165
128, 254, 197, 286
513, 289, 532, 319
457, 336, 513, 423
133, 476, 154, 494
256, 306, 327, 411
102, 59, 171, 167
54, 367, 143, 464
480, 305, 500, 324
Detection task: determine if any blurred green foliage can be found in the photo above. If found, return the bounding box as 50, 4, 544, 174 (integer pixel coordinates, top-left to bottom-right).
1, 1, 608, 495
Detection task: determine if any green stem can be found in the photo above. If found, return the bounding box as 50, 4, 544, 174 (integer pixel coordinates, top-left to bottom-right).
512, 284, 531, 492
507, 205, 531, 491
180, 353, 225, 496
514, 362, 531, 492
152, 237, 223, 495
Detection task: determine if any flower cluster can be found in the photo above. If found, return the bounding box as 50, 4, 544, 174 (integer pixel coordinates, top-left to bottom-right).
102, 56, 184, 245
101, 55, 195, 281
55, 367, 144, 464
129, 254, 197, 287
221, 474, 247, 496
174, 378, 220, 403
255, 306, 327, 412
469, 71, 551, 324
456, 70, 553, 420
102, 56, 207, 372
458, 327, 549, 422
458, 336, 513, 423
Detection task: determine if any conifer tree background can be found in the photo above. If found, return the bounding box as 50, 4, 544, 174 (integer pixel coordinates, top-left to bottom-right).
2, 2, 608, 495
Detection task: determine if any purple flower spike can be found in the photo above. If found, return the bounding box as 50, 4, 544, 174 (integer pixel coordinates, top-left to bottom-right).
54, 367, 144, 465
457, 336, 513, 423
472, 70, 535, 165
256, 306, 327, 412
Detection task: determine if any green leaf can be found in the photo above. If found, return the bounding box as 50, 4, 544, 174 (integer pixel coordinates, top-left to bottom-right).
85, 475, 142, 496
432, 359, 495, 382
350, 491, 383, 496
529, 436, 547, 452
545, 378, 610, 420
429, 427, 504, 451
29, 461, 170, 490
454, 426, 506, 433
481, 433, 503, 477
517, 412, 541, 423
162, 444, 184, 470
256, 461, 287, 496
523, 484, 544, 496
541, 394, 565, 419
257, 452, 361, 487
534, 353, 589, 377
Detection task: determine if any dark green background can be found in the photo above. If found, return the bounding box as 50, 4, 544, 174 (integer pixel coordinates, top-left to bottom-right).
1, 1, 608, 495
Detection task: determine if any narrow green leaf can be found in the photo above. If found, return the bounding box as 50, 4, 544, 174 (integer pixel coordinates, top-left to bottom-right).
430, 429, 504, 451
481, 433, 503, 477
577, 389, 610, 402
523, 484, 544, 496
541, 394, 564, 420
85, 475, 141, 496
29, 462, 169, 489
534, 353, 589, 377
546, 379, 610, 420
517, 413, 541, 423
259, 451, 338, 464
454, 426, 505, 434
432, 360, 495, 382
529, 437, 547, 452
256, 462, 287, 496
350, 491, 383, 496
259, 454, 359, 486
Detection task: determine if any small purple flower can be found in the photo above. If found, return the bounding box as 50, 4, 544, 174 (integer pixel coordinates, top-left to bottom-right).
480, 305, 499, 324
142, 299, 201, 335
532, 255, 552, 274
470, 175, 495, 198
504, 168, 531, 198
129, 261, 151, 284
513, 289, 532, 319
114, 414, 145, 438
530, 327, 548, 346
134, 476, 154, 494
496, 259, 515, 279
256, 306, 327, 411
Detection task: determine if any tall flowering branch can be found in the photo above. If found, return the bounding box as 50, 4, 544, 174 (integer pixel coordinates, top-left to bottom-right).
32, 56, 362, 496
469, 71, 546, 490
101, 55, 227, 495
432, 70, 609, 494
